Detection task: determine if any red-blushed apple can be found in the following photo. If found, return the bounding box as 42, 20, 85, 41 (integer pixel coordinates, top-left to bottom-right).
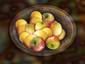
43, 13, 54, 27
46, 36, 60, 50
31, 37, 45, 52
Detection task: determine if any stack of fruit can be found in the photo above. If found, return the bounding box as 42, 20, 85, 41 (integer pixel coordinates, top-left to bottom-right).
15, 11, 66, 52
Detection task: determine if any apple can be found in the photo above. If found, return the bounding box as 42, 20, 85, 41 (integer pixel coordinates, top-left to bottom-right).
31, 11, 42, 19
35, 22, 46, 30
43, 13, 54, 22
50, 21, 62, 36
25, 24, 35, 34
17, 25, 26, 34
46, 36, 60, 50
19, 32, 29, 42
43, 13, 54, 27
58, 29, 66, 40
31, 37, 45, 52
16, 19, 27, 28
23, 34, 34, 48
42, 27, 52, 37
34, 30, 48, 40
30, 17, 42, 24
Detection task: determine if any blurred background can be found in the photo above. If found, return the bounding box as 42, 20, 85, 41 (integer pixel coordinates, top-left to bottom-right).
0, 0, 85, 64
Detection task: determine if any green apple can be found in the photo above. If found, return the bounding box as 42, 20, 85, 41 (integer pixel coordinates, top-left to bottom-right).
43, 13, 54, 22
35, 22, 46, 30
43, 13, 54, 27
46, 36, 60, 50
51, 21, 62, 36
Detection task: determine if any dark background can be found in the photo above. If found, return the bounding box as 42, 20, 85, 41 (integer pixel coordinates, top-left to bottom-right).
0, 0, 85, 64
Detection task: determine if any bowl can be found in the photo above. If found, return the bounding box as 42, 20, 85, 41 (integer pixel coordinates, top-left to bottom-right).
9, 5, 76, 56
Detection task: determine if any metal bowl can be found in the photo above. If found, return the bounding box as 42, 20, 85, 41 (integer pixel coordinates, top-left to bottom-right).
10, 5, 76, 56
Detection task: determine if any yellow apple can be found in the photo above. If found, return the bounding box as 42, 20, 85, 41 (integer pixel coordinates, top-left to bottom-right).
51, 21, 62, 36
16, 19, 27, 28
30, 17, 42, 24
17, 25, 26, 34
19, 32, 29, 42
31, 11, 42, 19
25, 24, 35, 34
23, 34, 34, 48
58, 29, 66, 40
42, 27, 52, 37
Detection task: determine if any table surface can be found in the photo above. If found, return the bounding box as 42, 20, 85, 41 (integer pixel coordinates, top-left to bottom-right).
0, 0, 85, 64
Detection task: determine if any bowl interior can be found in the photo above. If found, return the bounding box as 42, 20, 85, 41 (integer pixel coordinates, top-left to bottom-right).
10, 5, 76, 56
